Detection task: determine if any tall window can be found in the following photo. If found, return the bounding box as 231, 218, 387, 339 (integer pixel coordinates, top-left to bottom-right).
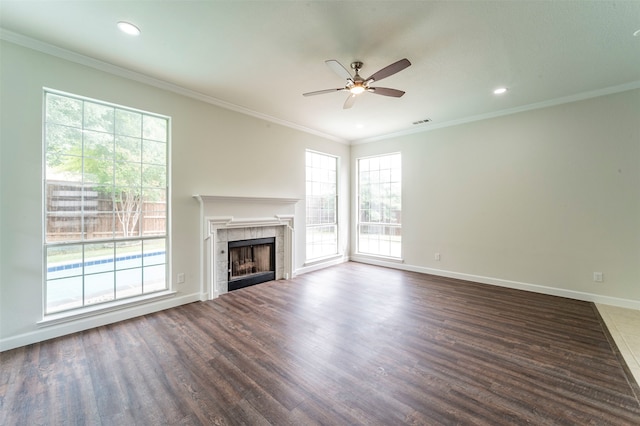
357, 153, 402, 258
44, 90, 169, 315
306, 150, 338, 261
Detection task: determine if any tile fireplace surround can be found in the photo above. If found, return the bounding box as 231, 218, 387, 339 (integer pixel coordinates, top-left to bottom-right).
194, 195, 299, 299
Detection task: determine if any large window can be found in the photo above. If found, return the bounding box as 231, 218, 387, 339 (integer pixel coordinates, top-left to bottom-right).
44, 90, 169, 315
357, 153, 402, 258
306, 150, 338, 261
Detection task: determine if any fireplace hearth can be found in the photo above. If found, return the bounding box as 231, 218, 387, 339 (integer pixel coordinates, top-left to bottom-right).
228, 237, 276, 291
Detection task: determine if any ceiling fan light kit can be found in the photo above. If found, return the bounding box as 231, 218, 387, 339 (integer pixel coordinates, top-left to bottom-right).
303, 58, 411, 109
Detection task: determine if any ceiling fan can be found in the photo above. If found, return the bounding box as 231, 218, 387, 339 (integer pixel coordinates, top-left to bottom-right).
303, 58, 411, 109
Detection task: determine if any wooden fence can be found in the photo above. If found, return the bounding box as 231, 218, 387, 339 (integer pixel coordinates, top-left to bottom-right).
46, 181, 166, 241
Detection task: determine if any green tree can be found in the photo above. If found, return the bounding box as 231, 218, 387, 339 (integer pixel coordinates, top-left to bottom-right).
45, 94, 167, 239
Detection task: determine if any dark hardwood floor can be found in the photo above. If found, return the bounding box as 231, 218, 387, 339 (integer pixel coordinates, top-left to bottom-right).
1, 262, 639, 425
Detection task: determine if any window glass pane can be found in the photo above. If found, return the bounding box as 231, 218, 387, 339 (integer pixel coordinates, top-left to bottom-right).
46, 244, 84, 313
84, 102, 114, 133
46, 94, 82, 127
46, 124, 82, 159
83, 243, 114, 274
114, 162, 142, 188
116, 241, 142, 270
116, 136, 142, 162
47, 276, 83, 313
144, 239, 166, 266
45, 183, 83, 242
47, 154, 83, 183
305, 151, 338, 261
143, 115, 167, 142
46, 245, 83, 280
142, 164, 166, 188
44, 91, 169, 314
84, 130, 113, 159
115, 109, 142, 138
143, 264, 166, 293
141, 196, 166, 237
116, 268, 142, 298
83, 158, 114, 185
143, 140, 166, 165
84, 272, 115, 305
357, 153, 401, 258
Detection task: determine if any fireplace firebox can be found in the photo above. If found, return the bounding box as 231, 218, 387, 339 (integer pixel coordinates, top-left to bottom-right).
228, 237, 276, 291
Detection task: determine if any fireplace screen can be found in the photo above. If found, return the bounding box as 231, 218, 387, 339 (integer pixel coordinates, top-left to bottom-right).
228, 237, 276, 291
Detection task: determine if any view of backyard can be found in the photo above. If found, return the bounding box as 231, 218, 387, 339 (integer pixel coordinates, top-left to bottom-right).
44, 91, 168, 314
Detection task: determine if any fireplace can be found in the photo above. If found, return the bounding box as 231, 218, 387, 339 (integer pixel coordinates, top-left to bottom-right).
228, 237, 276, 291
194, 195, 299, 299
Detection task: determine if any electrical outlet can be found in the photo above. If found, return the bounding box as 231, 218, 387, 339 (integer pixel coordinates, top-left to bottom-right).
593, 272, 603, 283
435, 253, 441, 261
177, 272, 185, 284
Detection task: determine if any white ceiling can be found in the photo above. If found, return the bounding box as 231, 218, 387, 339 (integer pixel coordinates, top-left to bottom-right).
1, 1, 639, 143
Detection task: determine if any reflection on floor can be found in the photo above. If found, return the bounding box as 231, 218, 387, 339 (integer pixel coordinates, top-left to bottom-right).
597, 304, 640, 385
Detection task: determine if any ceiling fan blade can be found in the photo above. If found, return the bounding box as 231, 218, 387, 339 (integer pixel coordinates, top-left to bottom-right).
369, 87, 405, 97
326, 59, 353, 81
343, 94, 357, 109
303, 88, 346, 96
366, 58, 411, 83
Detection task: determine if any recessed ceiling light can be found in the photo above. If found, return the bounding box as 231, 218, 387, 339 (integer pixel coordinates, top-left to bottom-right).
493, 87, 508, 95
117, 21, 141, 36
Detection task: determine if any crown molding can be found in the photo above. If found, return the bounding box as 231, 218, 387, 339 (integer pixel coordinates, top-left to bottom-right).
0, 28, 348, 145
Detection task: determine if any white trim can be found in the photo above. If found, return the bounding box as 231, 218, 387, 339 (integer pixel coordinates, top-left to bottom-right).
352, 257, 640, 311
195, 195, 299, 205
299, 254, 348, 275
1, 292, 201, 352
351, 253, 405, 264
0, 29, 347, 145
39, 290, 176, 327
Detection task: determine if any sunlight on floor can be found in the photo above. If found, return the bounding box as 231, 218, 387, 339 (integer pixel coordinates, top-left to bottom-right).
597, 304, 640, 385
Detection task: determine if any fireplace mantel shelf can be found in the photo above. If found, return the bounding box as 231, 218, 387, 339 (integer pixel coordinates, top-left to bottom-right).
206, 216, 294, 231
194, 195, 300, 205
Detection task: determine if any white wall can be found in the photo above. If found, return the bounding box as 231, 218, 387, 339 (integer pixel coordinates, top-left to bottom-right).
351, 89, 640, 307
0, 41, 350, 350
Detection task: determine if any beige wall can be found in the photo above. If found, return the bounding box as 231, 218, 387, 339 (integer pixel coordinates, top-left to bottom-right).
0, 41, 350, 350
351, 89, 640, 304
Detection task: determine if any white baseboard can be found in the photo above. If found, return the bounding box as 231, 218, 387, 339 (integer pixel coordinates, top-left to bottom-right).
350, 255, 640, 310
0, 293, 201, 352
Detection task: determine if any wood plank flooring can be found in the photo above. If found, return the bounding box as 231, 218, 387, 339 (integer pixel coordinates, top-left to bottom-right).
1, 262, 639, 425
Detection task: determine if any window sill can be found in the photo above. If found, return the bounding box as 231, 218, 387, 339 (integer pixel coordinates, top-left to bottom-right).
38, 290, 176, 327
303, 253, 343, 267
353, 253, 405, 264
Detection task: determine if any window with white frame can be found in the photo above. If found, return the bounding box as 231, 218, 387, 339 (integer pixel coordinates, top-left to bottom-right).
357, 153, 402, 258
44, 90, 169, 315
306, 150, 338, 261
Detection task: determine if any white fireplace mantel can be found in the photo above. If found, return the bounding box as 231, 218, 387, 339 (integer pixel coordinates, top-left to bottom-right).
194, 195, 299, 300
